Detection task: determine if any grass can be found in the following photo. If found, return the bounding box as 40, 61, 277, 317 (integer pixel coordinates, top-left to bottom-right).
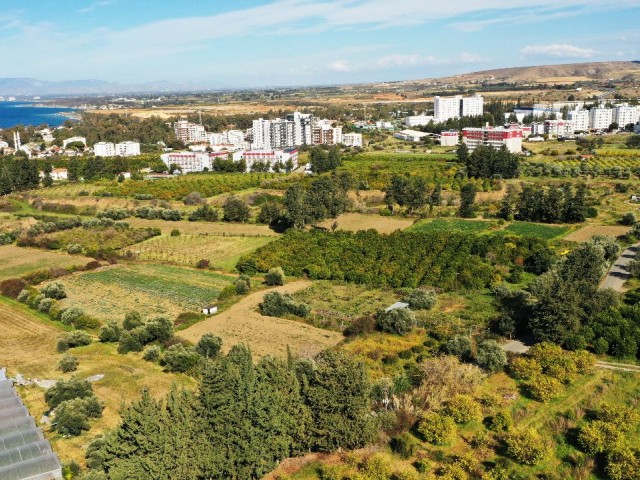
564, 224, 632, 242
0, 245, 94, 281
125, 217, 279, 236
504, 221, 571, 240
125, 234, 275, 271
408, 218, 499, 234
316, 213, 414, 234
57, 263, 237, 322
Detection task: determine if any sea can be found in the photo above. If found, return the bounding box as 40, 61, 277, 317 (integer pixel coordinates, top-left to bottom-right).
0, 101, 78, 129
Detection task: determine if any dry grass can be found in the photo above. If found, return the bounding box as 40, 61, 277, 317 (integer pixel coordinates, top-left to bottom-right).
564, 225, 631, 242
0, 245, 93, 281
126, 234, 275, 271
180, 281, 343, 359
125, 217, 279, 236
317, 213, 414, 234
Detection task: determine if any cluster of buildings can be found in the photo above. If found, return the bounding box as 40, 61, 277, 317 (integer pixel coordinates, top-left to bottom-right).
160, 149, 299, 174
94, 141, 141, 157
512, 104, 640, 133
403, 95, 485, 127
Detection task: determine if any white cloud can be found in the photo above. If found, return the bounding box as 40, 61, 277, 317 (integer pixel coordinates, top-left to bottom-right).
520, 43, 597, 59
329, 60, 351, 72
78, 1, 115, 14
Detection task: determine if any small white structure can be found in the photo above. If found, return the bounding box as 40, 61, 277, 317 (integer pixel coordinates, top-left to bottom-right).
405, 115, 434, 127
394, 129, 428, 142
384, 302, 410, 313
202, 305, 218, 315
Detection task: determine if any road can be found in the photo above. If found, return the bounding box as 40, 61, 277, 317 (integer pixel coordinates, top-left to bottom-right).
599, 243, 640, 292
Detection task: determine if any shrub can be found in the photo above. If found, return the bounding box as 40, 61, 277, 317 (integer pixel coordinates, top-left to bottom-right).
238, 275, 251, 289
222, 196, 250, 222
53, 396, 104, 436
572, 350, 596, 374
45, 377, 94, 409
170, 228, 181, 237
508, 357, 542, 380
376, 308, 417, 335
123, 311, 143, 331
37, 297, 55, 313
99, 321, 122, 343
235, 279, 249, 295
360, 454, 392, 480
444, 336, 473, 361
161, 344, 202, 373
486, 410, 513, 432
621, 213, 637, 226
390, 432, 418, 459
58, 354, 79, 373
505, 429, 550, 465
67, 243, 83, 255
183, 191, 204, 205
142, 345, 162, 362
196, 259, 211, 269
57, 331, 92, 352
195, 333, 223, 359
265, 266, 285, 286
17, 288, 31, 303
188, 204, 219, 222
405, 288, 437, 310
524, 375, 562, 402
85, 261, 102, 271
475, 340, 507, 373
117, 331, 143, 354
417, 412, 457, 445
0, 278, 27, 298
343, 315, 376, 337
605, 448, 640, 480
577, 420, 623, 454
596, 402, 639, 430
74, 315, 101, 330
145, 316, 174, 343
443, 395, 482, 424
259, 291, 310, 318
61, 306, 85, 326
41, 281, 66, 300
391, 468, 420, 480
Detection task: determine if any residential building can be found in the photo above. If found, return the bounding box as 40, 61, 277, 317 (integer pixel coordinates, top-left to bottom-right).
589, 107, 614, 130
94, 142, 115, 157
513, 107, 563, 122
434, 95, 484, 123
234, 149, 299, 172
439, 130, 459, 147
568, 109, 590, 132
394, 129, 429, 142
613, 105, 639, 129
174, 120, 208, 144
286, 111, 314, 146
342, 132, 363, 147
544, 120, 575, 138
160, 152, 229, 173
375, 121, 394, 129
530, 123, 546, 137
312, 124, 343, 145
115, 141, 141, 157
462, 126, 523, 153
405, 115, 434, 127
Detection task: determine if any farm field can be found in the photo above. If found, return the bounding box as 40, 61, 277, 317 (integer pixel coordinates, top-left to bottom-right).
564, 224, 631, 242
317, 213, 413, 234
125, 217, 279, 236
408, 218, 499, 234
126, 234, 275, 271
503, 221, 571, 240
180, 280, 343, 359
0, 245, 93, 281
57, 263, 237, 321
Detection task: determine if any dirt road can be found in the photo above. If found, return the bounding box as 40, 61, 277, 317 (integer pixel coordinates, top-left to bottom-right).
180, 281, 343, 359
599, 243, 640, 292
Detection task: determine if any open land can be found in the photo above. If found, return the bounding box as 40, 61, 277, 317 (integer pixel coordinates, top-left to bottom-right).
0, 245, 94, 281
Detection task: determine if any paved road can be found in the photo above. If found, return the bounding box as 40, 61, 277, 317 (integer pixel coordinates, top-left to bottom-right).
599, 243, 640, 292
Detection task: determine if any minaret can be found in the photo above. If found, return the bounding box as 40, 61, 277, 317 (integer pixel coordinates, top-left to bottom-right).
13, 131, 21, 151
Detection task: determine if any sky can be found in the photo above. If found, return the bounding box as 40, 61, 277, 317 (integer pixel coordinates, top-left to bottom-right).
0, 0, 639, 88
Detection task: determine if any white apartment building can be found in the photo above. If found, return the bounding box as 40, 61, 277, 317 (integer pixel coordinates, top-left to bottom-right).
312, 125, 343, 145
375, 121, 394, 129
234, 149, 299, 172
613, 105, 640, 129
530, 123, 546, 137
462, 126, 523, 154
342, 132, 363, 147
286, 112, 314, 146
568, 110, 589, 132
544, 120, 575, 138
94, 141, 141, 157
405, 115, 434, 127
209, 130, 246, 149
94, 141, 115, 157
160, 152, 229, 173
174, 120, 208, 144
589, 108, 614, 130
439, 130, 459, 147
434, 95, 484, 123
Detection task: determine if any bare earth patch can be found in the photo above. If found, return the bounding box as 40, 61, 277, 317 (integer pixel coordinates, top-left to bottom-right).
126, 217, 279, 236
180, 281, 343, 359
564, 225, 631, 242
317, 213, 413, 234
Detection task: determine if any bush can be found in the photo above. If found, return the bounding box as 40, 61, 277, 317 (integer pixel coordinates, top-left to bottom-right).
621, 212, 637, 226
37, 297, 55, 313
405, 288, 437, 310
188, 204, 219, 222
196, 259, 211, 269
505, 429, 550, 465
145, 316, 174, 343
486, 410, 513, 432
417, 412, 457, 445
195, 333, 223, 358
524, 375, 562, 402
58, 354, 79, 373
260, 292, 310, 318
235, 279, 249, 295
99, 321, 122, 343
123, 311, 143, 331
444, 336, 473, 361
170, 228, 181, 237
142, 345, 162, 362
61, 306, 85, 326
45, 377, 94, 409
183, 191, 204, 205
67, 243, 83, 255
117, 331, 143, 354
53, 396, 104, 436
443, 395, 482, 424
390, 433, 418, 459
475, 340, 507, 373
605, 448, 640, 480
265, 266, 285, 286
0, 278, 27, 298
596, 402, 639, 430
343, 315, 376, 337
57, 331, 92, 352
161, 344, 202, 373
577, 420, 623, 454
222, 196, 250, 222
41, 281, 66, 300
508, 357, 542, 380
376, 308, 416, 335
360, 454, 392, 480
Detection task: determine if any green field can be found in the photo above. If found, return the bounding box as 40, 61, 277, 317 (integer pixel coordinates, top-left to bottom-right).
408, 218, 499, 234
504, 221, 571, 240
57, 263, 236, 321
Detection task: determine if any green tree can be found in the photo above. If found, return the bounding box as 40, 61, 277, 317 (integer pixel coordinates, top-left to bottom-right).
222, 196, 250, 223
458, 183, 477, 218
475, 340, 507, 373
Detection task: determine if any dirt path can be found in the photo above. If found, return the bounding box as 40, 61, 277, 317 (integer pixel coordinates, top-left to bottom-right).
180, 280, 343, 359
597, 361, 640, 373
599, 243, 640, 292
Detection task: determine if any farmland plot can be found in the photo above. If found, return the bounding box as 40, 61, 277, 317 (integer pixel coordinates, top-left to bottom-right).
0, 245, 93, 281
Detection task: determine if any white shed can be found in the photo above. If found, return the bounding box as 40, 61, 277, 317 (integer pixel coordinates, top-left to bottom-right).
202, 305, 218, 315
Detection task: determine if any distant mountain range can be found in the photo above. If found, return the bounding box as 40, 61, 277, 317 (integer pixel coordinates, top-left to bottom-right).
0, 78, 208, 96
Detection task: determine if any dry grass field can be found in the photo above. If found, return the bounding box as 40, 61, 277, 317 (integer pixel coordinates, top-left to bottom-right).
564, 225, 631, 242
0, 245, 93, 281
126, 234, 274, 271
125, 217, 279, 236
57, 263, 236, 321
317, 213, 413, 234
180, 281, 343, 359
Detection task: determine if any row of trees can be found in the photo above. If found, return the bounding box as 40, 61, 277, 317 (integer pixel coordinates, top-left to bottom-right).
384, 175, 442, 213
0, 154, 40, 194
499, 183, 591, 223
457, 144, 520, 179
85, 348, 375, 479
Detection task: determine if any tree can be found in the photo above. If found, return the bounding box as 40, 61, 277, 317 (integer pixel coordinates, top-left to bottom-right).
41, 281, 66, 300
58, 354, 79, 373
162, 345, 202, 373
444, 336, 473, 361
443, 395, 482, 424
42, 160, 53, 187
183, 191, 204, 205
223, 196, 250, 223
45, 377, 94, 409
283, 183, 307, 228
626, 135, 640, 148
417, 413, 457, 445
475, 340, 507, 373
505, 429, 550, 465
376, 308, 416, 335
196, 333, 223, 359
265, 267, 285, 286
123, 311, 143, 331
458, 183, 476, 218
405, 288, 437, 310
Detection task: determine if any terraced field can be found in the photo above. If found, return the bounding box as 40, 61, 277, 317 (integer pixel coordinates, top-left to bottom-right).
0, 245, 93, 281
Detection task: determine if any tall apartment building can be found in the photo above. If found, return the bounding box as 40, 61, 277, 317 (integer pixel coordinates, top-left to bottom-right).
233, 149, 299, 172
174, 120, 208, 144
589, 108, 614, 130
462, 126, 523, 153
286, 112, 314, 146
434, 95, 484, 123
94, 141, 115, 157
342, 132, 363, 147
160, 152, 229, 173
613, 105, 640, 129
544, 120, 575, 138
94, 141, 140, 157
568, 109, 589, 132
312, 125, 343, 145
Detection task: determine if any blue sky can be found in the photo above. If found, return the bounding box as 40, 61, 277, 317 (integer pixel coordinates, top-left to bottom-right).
0, 0, 639, 87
